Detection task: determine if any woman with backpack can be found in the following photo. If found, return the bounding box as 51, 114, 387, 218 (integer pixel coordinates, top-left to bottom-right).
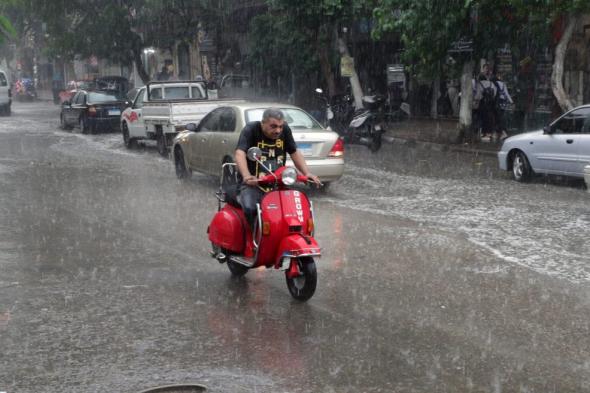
492, 74, 513, 141
473, 63, 498, 142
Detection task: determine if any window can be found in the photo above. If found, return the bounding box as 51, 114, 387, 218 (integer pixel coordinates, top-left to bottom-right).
191, 86, 204, 99
553, 108, 590, 134
198, 109, 222, 132
164, 86, 190, 99
74, 92, 85, 105
150, 88, 162, 100
88, 92, 121, 103
218, 108, 236, 132
245, 108, 322, 130
0, 72, 7, 87
134, 89, 145, 109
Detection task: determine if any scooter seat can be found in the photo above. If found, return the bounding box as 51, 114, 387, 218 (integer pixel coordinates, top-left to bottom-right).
222, 183, 241, 208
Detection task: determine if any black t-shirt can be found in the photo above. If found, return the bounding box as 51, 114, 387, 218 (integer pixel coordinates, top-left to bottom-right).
236, 121, 297, 177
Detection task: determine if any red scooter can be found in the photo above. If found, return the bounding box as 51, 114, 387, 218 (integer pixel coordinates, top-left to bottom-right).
208, 147, 321, 301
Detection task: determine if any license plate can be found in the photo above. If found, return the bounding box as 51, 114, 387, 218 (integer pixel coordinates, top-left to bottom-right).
298, 142, 313, 156
108, 109, 121, 116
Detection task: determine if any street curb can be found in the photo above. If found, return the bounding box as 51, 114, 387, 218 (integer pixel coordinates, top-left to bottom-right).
383, 135, 498, 157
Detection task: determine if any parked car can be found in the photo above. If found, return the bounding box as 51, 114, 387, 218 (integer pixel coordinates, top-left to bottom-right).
0, 69, 11, 116
120, 81, 241, 155
172, 103, 345, 187
60, 89, 127, 133
498, 105, 590, 182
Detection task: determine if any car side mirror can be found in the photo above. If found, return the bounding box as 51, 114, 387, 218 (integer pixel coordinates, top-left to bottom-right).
185, 123, 198, 132
247, 147, 262, 161
62, 100, 71, 106
543, 125, 552, 134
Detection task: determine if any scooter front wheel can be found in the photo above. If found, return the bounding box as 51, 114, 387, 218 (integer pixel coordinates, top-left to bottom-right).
286, 257, 317, 301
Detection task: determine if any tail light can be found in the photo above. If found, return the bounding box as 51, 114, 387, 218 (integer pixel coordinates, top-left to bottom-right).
328, 137, 344, 158
88, 106, 97, 117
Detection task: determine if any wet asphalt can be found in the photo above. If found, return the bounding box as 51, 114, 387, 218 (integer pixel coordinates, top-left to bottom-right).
1, 101, 589, 393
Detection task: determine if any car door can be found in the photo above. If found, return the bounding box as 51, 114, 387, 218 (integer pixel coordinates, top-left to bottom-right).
530, 108, 582, 175
126, 88, 146, 138
65, 91, 82, 125
190, 109, 222, 172
574, 107, 590, 175
71, 91, 87, 126
205, 107, 238, 173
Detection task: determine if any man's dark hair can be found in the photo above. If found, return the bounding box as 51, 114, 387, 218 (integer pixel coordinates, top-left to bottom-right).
262, 108, 284, 122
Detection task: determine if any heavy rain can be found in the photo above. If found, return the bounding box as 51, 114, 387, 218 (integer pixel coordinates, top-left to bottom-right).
1, 1, 590, 393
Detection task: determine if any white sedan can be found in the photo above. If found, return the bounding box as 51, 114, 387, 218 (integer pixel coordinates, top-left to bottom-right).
498, 105, 590, 182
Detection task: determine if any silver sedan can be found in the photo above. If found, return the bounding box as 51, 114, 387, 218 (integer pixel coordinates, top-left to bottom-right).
172, 103, 345, 186
498, 105, 590, 182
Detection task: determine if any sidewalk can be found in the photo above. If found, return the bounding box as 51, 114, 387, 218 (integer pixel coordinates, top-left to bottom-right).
383, 117, 501, 157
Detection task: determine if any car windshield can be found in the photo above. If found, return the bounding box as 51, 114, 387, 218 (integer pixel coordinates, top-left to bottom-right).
245, 108, 322, 129
87, 91, 123, 103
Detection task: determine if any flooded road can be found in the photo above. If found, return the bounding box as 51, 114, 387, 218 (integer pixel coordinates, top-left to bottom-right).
1, 101, 589, 392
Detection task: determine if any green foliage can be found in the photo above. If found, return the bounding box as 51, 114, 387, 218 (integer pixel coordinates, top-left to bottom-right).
250, 0, 375, 88
372, 0, 590, 79
0, 14, 16, 44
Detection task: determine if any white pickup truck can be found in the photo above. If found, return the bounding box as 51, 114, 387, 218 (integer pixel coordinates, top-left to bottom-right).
121, 81, 242, 155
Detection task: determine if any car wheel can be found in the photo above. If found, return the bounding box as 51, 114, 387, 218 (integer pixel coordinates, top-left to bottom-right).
122, 123, 136, 149
156, 130, 168, 157
60, 113, 71, 130
80, 116, 90, 134
174, 146, 192, 180
368, 126, 382, 153
285, 257, 317, 301
512, 150, 533, 182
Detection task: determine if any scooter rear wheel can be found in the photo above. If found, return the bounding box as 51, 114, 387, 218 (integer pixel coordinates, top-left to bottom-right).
286, 257, 317, 301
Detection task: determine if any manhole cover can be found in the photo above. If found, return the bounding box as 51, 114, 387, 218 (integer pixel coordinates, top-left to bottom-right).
138, 384, 207, 393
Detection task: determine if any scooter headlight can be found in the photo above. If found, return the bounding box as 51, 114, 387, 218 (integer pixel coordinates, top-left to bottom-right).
281, 167, 297, 185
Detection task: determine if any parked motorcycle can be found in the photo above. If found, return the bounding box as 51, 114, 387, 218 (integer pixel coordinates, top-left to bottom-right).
14, 78, 37, 102
315, 88, 386, 153
208, 147, 321, 301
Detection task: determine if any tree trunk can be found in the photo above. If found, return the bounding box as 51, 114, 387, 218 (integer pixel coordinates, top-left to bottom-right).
551, 14, 577, 112
431, 75, 440, 119
458, 60, 474, 142
316, 39, 336, 98
337, 37, 364, 110
132, 47, 151, 84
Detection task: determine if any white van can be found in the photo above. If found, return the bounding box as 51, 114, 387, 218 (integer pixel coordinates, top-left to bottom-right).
0, 70, 11, 116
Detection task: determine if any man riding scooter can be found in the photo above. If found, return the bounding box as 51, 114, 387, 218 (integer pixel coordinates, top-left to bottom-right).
235, 108, 322, 231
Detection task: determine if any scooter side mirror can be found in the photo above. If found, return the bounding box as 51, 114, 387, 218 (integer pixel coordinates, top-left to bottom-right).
247, 147, 262, 161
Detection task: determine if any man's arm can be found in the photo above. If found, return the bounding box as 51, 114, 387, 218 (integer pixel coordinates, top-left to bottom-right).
235, 149, 258, 186
290, 150, 321, 186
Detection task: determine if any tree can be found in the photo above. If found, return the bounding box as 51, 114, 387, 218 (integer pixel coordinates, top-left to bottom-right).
250, 0, 375, 107
373, 0, 521, 141
0, 15, 16, 45
2, 0, 228, 84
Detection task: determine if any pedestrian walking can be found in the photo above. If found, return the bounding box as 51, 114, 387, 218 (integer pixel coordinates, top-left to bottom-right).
492, 74, 513, 141
473, 63, 497, 142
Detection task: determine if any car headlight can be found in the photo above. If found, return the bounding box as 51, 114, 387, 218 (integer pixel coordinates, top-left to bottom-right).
281, 167, 297, 185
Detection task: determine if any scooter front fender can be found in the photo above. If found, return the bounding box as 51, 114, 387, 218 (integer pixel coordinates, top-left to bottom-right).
274, 234, 321, 268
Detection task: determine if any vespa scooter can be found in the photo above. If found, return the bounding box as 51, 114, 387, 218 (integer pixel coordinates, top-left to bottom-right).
208, 147, 321, 301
